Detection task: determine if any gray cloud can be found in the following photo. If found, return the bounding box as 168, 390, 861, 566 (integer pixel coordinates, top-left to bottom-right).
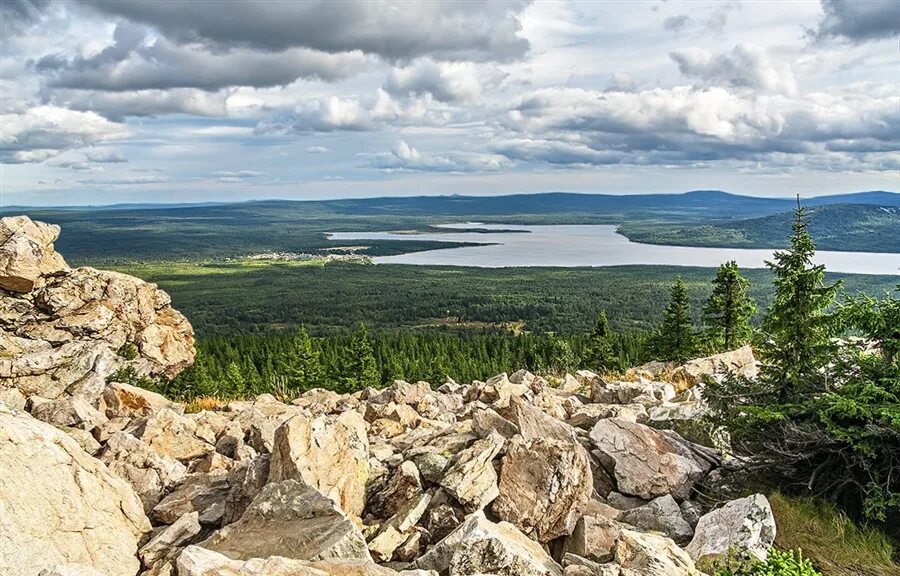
663, 15, 691, 33
670, 44, 797, 94
811, 0, 900, 43
48, 88, 229, 120
37, 24, 369, 92
79, 0, 531, 62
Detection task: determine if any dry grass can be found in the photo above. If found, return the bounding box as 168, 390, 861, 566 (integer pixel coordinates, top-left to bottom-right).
183, 395, 231, 413
769, 492, 900, 576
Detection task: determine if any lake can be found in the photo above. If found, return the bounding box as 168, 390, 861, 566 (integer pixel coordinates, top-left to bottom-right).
327, 223, 900, 275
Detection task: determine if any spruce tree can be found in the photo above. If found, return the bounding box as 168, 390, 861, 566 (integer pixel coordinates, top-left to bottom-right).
656, 277, 697, 362
758, 200, 840, 399
341, 323, 379, 391
586, 310, 617, 373
282, 326, 323, 393
703, 261, 757, 351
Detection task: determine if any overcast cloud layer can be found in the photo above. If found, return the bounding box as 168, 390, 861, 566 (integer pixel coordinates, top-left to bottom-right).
0, 0, 897, 205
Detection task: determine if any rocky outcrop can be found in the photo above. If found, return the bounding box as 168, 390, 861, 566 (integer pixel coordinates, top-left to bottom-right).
671, 344, 758, 391
0, 403, 150, 576
0, 216, 194, 406
0, 216, 67, 293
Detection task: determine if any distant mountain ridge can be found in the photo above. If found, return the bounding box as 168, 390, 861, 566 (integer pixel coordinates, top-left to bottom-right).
4, 190, 898, 217
4, 191, 897, 262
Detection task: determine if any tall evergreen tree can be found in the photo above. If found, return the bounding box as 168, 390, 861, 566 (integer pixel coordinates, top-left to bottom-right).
703, 261, 757, 351
585, 310, 617, 373
656, 277, 697, 362
282, 326, 323, 393
758, 200, 841, 399
340, 323, 379, 391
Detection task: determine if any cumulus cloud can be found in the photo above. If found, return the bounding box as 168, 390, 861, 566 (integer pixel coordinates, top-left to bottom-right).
79, 0, 531, 62
45, 148, 127, 171
0, 106, 129, 163
255, 90, 454, 134
497, 84, 899, 168
810, 0, 900, 43
306, 146, 330, 153
670, 44, 797, 94
369, 140, 509, 172
385, 59, 482, 103
37, 25, 370, 92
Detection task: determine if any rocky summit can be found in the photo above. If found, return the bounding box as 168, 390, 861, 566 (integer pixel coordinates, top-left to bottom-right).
0, 217, 775, 576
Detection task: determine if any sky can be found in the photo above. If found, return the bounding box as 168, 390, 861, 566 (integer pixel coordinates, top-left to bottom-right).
0, 0, 898, 206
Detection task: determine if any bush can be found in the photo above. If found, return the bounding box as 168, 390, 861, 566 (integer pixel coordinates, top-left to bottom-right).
713, 549, 821, 576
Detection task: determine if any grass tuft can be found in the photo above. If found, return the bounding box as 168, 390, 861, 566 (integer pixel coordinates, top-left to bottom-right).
769, 492, 899, 576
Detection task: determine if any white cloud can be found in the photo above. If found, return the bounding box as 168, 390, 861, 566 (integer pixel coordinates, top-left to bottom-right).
306, 145, 330, 153
369, 139, 510, 172
385, 59, 483, 103
498, 84, 899, 167
0, 106, 129, 163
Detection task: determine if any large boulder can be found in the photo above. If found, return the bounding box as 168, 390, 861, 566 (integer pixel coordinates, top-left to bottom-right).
671, 345, 758, 391
614, 529, 701, 576
414, 510, 562, 576
200, 479, 371, 562
0, 403, 150, 576
152, 472, 231, 526
589, 419, 708, 500
177, 546, 406, 576
127, 407, 214, 462
492, 436, 592, 542
618, 495, 694, 543
0, 215, 67, 293
0, 216, 194, 404
686, 494, 776, 563
438, 431, 505, 512
176, 546, 325, 576
269, 410, 370, 516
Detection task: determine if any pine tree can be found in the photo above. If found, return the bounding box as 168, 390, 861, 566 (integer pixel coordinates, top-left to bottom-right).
656, 277, 697, 362
703, 261, 757, 351
758, 200, 841, 400
585, 310, 617, 373
282, 326, 323, 394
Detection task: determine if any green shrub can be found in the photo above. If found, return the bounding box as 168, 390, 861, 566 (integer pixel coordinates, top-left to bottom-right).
713, 549, 821, 576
